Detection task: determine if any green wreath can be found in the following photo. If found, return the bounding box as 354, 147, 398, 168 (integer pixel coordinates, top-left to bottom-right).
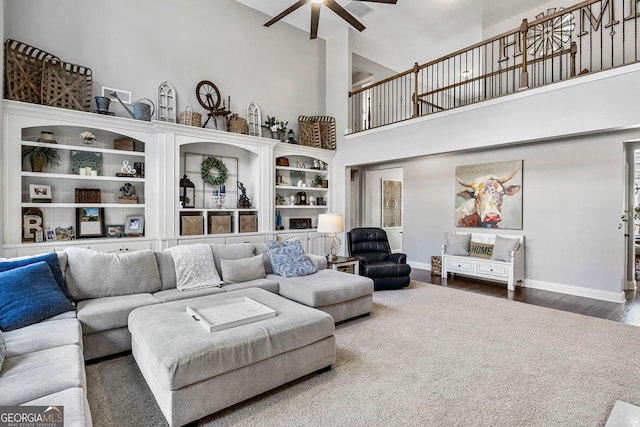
200, 156, 228, 186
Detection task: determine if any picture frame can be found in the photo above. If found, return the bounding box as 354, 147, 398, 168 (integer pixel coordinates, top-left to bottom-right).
45, 229, 56, 241
105, 224, 124, 238
124, 215, 144, 236
54, 225, 74, 241
29, 184, 52, 202
76, 207, 105, 238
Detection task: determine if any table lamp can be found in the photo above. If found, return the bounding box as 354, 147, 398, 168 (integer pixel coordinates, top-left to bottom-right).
317, 213, 344, 261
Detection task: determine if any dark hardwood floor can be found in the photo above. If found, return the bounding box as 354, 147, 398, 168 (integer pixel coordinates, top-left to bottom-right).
410, 268, 640, 327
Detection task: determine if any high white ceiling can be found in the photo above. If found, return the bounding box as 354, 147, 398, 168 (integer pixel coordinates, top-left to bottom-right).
234, 0, 556, 72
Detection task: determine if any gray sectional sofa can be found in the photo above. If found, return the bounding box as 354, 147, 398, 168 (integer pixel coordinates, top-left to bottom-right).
0, 241, 374, 426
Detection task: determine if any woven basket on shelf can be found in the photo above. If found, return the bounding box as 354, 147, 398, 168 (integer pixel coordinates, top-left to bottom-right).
179, 106, 202, 127
4, 39, 58, 104
298, 115, 336, 150
41, 58, 92, 111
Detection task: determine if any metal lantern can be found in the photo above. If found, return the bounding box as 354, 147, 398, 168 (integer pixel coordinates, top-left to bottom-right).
179, 175, 195, 208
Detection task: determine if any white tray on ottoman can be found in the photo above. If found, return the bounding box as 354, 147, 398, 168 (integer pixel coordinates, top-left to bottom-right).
186, 297, 276, 332
128, 288, 335, 427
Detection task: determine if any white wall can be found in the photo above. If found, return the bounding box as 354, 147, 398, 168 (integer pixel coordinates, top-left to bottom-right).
4, 0, 326, 133
334, 64, 640, 302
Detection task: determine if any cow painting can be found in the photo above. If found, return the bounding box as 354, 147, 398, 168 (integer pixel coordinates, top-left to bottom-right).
455, 160, 523, 229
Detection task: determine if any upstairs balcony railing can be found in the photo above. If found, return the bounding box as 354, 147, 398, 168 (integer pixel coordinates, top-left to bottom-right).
348, 0, 640, 133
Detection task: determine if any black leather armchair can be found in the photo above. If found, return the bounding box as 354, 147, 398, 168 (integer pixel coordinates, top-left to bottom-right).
346, 227, 411, 291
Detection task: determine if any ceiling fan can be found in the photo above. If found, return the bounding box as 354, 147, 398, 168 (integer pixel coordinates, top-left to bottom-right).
265, 0, 398, 40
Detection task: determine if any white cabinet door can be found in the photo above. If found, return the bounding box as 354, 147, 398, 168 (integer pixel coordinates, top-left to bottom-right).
226, 235, 266, 244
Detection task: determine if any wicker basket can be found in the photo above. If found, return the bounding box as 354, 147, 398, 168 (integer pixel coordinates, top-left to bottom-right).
298, 115, 336, 150
4, 39, 58, 104
41, 58, 92, 111
179, 106, 202, 127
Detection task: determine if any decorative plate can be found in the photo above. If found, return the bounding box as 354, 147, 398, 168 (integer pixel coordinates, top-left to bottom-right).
71, 151, 102, 174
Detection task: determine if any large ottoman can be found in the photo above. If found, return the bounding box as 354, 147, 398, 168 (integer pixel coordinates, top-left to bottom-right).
128, 287, 335, 427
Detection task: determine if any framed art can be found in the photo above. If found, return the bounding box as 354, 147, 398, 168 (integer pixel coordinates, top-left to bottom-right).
76, 207, 105, 238
29, 184, 52, 202
454, 160, 523, 229
382, 179, 402, 228
54, 225, 74, 241
106, 224, 124, 238
124, 215, 144, 235
45, 229, 56, 241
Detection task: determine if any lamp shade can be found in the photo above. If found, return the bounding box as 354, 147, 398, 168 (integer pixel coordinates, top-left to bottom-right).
317, 213, 344, 233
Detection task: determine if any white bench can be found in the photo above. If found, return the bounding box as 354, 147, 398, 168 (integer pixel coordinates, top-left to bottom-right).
441, 232, 524, 291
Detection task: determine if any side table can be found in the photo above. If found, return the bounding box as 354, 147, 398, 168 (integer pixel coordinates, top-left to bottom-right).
327, 256, 360, 275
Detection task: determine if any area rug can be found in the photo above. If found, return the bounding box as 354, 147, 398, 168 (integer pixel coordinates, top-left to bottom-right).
86, 281, 640, 426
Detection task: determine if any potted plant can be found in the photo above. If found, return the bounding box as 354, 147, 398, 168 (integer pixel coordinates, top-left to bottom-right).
22, 144, 61, 172
619, 206, 640, 229
314, 174, 323, 187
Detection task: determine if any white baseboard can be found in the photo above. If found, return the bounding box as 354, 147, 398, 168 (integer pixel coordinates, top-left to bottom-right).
408, 261, 430, 271
409, 261, 626, 303
524, 279, 625, 303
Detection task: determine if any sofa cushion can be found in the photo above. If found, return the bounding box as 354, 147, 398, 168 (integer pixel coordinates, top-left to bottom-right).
444, 232, 471, 256
152, 286, 226, 303
25, 387, 91, 427
220, 254, 266, 284
254, 243, 274, 274
0, 262, 75, 331
166, 244, 222, 291
0, 252, 70, 301
210, 243, 255, 275
77, 293, 161, 333
65, 247, 161, 300
222, 278, 280, 294
154, 251, 177, 291
266, 240, 316, 278
0, 331, 5, 371
4, 318, 82, 358
275, 269, 374, 307
0, 344, 84, 405
491, 235, 520, 262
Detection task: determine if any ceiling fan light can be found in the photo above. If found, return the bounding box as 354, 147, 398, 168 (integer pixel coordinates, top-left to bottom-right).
311, 0, 324, 3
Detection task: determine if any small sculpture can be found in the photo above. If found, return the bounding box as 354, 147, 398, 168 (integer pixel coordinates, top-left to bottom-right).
237, 181, 251, 208
118, 182, 138, 204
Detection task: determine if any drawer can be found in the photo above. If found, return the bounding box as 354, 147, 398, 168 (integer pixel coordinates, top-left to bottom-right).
476, 262, 509, 278
445, 257, 474, 272
225, 235, 266, 244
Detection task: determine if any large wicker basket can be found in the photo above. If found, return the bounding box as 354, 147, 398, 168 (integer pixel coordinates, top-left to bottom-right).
40, 58, 92, 112
4, 39, 58, 104
298, 115, 336, 150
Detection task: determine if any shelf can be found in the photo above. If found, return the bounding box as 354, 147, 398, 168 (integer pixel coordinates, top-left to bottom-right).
22, 203, 146, 208
275, 205, 328, 209
179, 208, 258, 213
22, 141, 145, 157
275, 166, 327, 174
275, 185, 328, 191
21, 172, 145, 182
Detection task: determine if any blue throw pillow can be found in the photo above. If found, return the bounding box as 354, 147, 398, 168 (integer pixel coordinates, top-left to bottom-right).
0, 261, 75, 331
0, 252, 70, 301
266, 239, 316, 278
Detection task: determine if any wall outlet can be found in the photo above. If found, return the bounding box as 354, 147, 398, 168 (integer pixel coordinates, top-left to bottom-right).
102, 87, 132, 105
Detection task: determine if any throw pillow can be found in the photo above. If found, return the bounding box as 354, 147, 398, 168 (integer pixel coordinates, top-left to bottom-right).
220, 254, 266, 284
444, 232, 471, 256
0, 261, 75, 331
491, 236, 520, 262
166, 244, 223, 291
0, 252, 70, 301
266, 239, 316, 278
469, 242, 494, 259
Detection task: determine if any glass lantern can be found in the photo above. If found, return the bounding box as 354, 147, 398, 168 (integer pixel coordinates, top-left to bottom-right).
179, 175, 195, 208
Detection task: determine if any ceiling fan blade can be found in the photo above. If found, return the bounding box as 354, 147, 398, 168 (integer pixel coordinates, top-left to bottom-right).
264, 0, 310, 27
325, 0, 366, 32
353, 0, 397, 3
310, 2, 321, 39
